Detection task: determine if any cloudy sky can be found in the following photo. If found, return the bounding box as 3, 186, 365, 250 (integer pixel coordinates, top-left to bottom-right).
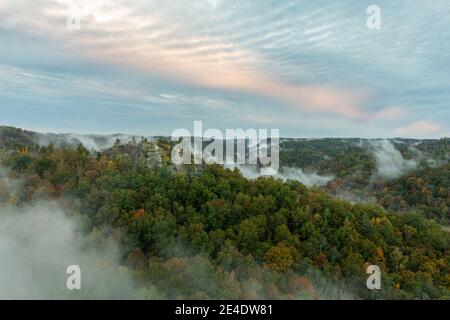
0, 0, 449, 138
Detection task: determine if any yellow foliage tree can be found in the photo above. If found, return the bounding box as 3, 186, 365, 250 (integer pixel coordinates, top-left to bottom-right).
264, 243, 294, 273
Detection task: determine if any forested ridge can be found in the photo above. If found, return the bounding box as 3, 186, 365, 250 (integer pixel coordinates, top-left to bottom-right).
374, 164, 449, 225
282, 138, 449, 225
0, 126, 448, 299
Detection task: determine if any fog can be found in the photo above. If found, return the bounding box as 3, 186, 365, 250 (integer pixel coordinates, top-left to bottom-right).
36, 133, 136, 152
369, 139, 417, 179
276, 167, 334, 187
0, 202, 138, 299
227, 165, 333, 187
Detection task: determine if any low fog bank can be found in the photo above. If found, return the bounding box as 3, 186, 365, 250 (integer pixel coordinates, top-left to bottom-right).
0, 202, 138, 299
227, 165, 333, 187
369, 139, 417, 179
277, 167, 334, 186
36, 133, 137, 152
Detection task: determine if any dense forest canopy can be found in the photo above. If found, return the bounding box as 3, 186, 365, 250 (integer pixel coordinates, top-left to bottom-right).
0, 126, 448, 299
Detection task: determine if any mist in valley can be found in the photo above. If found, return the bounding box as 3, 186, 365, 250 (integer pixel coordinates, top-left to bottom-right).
0, 201, 139, 299
368, 139, 417, 179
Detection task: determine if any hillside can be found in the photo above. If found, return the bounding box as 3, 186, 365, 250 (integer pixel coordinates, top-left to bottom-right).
0, 126, 448, 299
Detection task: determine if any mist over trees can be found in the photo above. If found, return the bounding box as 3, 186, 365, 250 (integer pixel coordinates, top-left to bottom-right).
0, 126, 448, 299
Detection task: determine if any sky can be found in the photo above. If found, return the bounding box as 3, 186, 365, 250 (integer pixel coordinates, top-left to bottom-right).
0, 0, 449, 138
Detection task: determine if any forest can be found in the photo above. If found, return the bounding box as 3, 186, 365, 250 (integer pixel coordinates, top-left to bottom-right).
0, 126, 448, 299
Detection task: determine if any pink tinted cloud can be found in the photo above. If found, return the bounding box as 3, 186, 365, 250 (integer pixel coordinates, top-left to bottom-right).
394, 121, 445, 136
372, 106, 407, 120
3, 0, 369, 119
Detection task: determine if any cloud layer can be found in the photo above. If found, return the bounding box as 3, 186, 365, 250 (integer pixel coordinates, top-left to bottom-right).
0, 201, 137, 299
0, 0, 449, 137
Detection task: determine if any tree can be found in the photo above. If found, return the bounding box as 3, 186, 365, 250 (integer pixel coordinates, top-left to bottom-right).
265, 243, 294, 273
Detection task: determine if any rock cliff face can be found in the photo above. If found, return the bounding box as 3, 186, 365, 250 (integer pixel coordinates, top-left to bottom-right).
102, 140, 163, 168
0, 126, 163, 168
